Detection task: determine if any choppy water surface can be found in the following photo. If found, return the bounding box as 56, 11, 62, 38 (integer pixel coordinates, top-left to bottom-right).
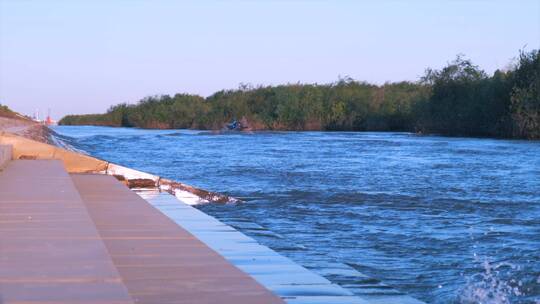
54, 126, 540, 303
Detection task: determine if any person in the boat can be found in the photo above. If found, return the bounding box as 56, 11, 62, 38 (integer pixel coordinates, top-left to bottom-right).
227, 119, 239, 130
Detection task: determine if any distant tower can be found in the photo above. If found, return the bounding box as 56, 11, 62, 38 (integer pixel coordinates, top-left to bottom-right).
46, 108, 53, 125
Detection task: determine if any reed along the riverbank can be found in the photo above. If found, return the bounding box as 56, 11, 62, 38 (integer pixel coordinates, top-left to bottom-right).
60, 49, 540, 139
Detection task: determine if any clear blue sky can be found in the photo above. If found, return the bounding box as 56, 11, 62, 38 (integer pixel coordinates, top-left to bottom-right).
1, 0, 539, 119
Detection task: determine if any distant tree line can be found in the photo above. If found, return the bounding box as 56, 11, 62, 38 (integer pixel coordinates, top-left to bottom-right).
60, 50, 540, 139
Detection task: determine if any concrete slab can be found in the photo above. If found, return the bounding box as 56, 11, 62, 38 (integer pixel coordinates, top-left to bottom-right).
72, 173, 284, 304
0, 160, 134, 304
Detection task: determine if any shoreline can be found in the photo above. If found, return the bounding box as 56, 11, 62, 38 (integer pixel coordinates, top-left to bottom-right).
57, 123, 540, 142
1, 120, 422, 304
0, 118, 237, 204
0, 115, 431, 303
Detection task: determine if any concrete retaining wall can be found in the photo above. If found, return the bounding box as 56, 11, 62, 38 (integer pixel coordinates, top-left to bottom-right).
0, 131, 108, 173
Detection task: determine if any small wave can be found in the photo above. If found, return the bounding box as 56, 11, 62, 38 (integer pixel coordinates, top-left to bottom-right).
82, 134, 120, 141
158, 132, 183, 137
195, 131, 220, 136
49, 131, 88, 154
431, 163, 456, 169
454, 148, 486, 155
195, 130, 257, 136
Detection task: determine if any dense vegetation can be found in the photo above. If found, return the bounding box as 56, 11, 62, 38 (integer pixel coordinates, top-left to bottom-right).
60, 50, 540, 139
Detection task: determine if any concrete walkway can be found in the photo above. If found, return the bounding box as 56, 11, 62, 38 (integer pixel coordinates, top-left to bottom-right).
0, 160, 283, 304
72, 174, 283, 304
0, 160, 134, 304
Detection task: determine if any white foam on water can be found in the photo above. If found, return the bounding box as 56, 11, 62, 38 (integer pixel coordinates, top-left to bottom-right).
460, 260, 523, 304
173, 189, 208, 205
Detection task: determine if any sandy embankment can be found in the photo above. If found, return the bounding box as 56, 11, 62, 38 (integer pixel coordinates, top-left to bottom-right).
0, 117, 52, 144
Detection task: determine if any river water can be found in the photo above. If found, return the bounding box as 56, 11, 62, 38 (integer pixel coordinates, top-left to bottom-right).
53, 126, 540, 304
